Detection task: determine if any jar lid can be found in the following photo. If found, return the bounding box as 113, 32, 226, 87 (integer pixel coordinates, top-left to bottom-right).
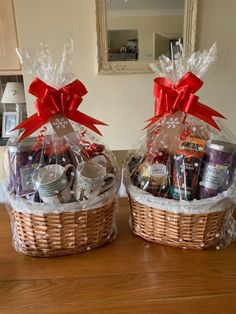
206, 140, 236, 153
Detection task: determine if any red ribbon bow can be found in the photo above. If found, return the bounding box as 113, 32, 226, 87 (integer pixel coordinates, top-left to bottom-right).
145, 71, 225, 130
13, 78, 107, 142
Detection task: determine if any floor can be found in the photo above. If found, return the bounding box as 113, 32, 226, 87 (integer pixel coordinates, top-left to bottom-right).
0, 198, 236, 313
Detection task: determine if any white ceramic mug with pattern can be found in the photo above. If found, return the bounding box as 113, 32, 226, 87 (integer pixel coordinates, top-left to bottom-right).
73, 161, 115, 201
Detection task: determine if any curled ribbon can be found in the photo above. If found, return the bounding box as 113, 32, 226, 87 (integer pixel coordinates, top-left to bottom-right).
83, 143, 105, 158
13, 78, 107, 142
145, 71, 225, 130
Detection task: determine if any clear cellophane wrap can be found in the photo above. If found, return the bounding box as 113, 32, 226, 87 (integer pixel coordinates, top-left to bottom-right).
124, 44, 236, 249
4, 40, 120, 256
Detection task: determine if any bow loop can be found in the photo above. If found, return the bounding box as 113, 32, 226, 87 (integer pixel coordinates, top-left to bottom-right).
60, 91, 67, 112
175, 71, 203, 93
29, 78, 57, 98
61, 79, 87, 98
154, 77, 177, 116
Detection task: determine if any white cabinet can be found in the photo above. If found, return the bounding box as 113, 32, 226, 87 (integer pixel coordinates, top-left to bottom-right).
0, 0, 21, 74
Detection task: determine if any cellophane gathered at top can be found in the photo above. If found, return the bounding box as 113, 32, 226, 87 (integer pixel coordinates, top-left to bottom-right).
4, 40, 120, 257
124, 43, 236, 249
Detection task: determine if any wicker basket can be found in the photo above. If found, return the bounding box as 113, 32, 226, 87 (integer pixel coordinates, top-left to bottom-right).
7, 198, 117, 257
128, 195, 231, 249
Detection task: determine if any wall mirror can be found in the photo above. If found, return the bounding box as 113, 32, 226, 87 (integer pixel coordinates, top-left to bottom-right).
96, 0, 198, 74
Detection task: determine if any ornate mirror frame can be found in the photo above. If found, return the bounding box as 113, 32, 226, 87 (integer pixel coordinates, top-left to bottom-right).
95, 0, 198, 74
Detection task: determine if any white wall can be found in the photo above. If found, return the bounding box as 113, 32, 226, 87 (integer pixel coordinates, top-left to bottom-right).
196, 0, 236, 135
14, 0, 154, 151
108, 15, 183, 60
14, 0, 236, 151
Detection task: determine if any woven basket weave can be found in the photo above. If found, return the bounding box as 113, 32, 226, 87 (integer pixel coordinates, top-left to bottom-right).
129, 196, 228, 249
8, 198, 117, 257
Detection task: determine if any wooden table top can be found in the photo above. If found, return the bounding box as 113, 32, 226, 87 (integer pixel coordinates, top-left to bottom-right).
1, 198, 236, 314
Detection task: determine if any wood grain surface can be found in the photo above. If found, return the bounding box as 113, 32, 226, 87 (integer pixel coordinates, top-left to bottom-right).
0, 198, 236, 313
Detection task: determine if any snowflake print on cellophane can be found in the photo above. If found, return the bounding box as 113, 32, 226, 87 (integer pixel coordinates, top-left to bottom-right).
124, 44, 236, 250
3, 40, 120, 257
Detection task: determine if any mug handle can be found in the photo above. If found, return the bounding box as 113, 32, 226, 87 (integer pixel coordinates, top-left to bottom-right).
101, 173, 116, 193
64, 164, 75, 187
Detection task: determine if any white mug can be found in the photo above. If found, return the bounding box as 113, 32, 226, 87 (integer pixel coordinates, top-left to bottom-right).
73, 161, 115, 201
34, 164, 75, 204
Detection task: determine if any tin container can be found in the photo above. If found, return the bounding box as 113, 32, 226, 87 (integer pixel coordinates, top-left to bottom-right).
8, 137, 43, 196
199, 140, 236, 199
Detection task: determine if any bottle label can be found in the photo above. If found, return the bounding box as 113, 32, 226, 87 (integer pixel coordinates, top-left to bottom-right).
149, 163, 167, 177
202, 164, 228, 190
149, 163, 168, 186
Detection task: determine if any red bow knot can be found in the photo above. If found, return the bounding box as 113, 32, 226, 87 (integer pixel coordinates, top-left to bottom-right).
145, 71, 225, 130
13, 78, 107, 142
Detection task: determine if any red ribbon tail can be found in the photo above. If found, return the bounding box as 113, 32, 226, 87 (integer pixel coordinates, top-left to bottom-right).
12, 113, 46, 142
188, 102, 225, 131
66, 111, 107, 136
188, 112, 221, 131
143, 115, 163, 130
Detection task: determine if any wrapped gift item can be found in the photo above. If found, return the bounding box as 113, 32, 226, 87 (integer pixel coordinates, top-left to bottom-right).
124, 44, 236, 250
4, 40, 120, 257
